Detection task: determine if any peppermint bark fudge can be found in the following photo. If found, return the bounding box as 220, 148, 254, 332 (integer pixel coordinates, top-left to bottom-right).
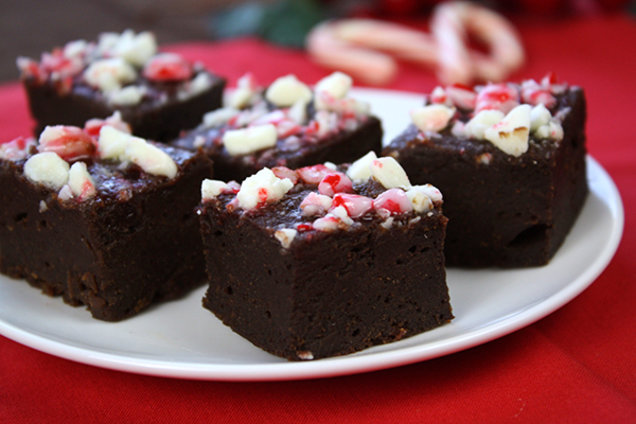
17, 30, 225, 142
383, 75, 587, 267
197, 153, 452, 360
0, 114, 213, 321
172, 72, 383, 182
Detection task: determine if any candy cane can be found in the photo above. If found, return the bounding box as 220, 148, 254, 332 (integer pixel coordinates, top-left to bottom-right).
305, 1, 524, 85
306, 21, 398, 86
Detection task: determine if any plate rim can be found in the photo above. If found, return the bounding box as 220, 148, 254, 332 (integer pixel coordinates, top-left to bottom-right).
0, 87, 625, 381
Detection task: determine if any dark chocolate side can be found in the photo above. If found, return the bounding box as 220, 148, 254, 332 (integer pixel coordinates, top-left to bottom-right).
383, 88, 588, 267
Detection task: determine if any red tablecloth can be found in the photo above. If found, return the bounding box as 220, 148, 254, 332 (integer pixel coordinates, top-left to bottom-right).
1, 14, 635, 423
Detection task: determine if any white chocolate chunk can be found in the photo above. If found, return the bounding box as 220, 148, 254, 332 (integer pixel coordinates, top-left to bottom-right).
548, 121, 564, 141
300, 192, 333, 217
98, 125, 134, 159
57, 184, 73, 201
370, 157, 411, 189
107, 85, 146, 106
68, 161, 96, 199
288, 98, 308, 125
226, 73, 258, 109
236, 168, 293, 210
323, 161, 337, 170
406, 184, 442, 213
330, 205, 353, 226
315, 72, 352, 100
536, 121, 564, 141
84, 57, 137, 92
202, 107, 239, 128
274, 228, 297, 249
63, 40, 89, 60
465, 110, 505, 139
201, 179, 228, 200
223, 124, 277, 156
179, 72, 212, 100
413, 184, 442, 203
107, 30, 157, 67
266, 75, 312, 107
125, 138, 177, 178
406, 188, 433, 213
23, 152, 69, 190
411, 104, 455, 133
530, 103, 552, 132
98, 125, 177, 177
346, 151, 377, 182
484, 104, 531, 157
312, 215, 340, 232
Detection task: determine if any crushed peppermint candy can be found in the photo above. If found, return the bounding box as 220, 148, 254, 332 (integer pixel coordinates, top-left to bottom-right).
201, 154, 443, 239
416, 74, 570, 156
197, 71, 371, 157
4, 113, 180, 203
17, 30, 208, 106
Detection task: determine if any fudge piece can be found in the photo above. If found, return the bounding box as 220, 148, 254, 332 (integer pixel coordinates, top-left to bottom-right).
197, 153, 452, 360
17, 30, 226, 142
383, 75, 588, 267
172, 72, 383, 182
0, 114, 213, 321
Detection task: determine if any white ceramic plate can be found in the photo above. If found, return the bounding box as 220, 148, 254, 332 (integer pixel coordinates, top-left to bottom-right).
0, 88, 624, 381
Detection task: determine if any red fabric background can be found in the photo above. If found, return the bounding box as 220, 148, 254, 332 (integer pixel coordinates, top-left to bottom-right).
1, 14, 635, 423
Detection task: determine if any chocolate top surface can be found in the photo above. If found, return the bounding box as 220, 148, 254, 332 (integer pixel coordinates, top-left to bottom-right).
206, 178, 442, 233
199, 156, 444, 248
173, 100, 376, 163
6, 142, 204, 205
17, 30, 221, 109
172, 72, 376, 167
386, 84, 583, 163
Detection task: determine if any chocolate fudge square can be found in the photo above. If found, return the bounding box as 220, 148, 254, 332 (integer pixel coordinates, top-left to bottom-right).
197, 153, 452, 360
17, 30, 225, 142
172, 72, 382, 182
383, 76, 588, 267
0, 115, 213, 321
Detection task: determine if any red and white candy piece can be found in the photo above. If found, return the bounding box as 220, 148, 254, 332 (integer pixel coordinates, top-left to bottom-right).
84, 111, 131, 138
297, 164, 335, 184
373, 188, 413, 215
0, 136, 36, 161
318, 171, 353, 196
331, 193, 373, 218
315, 72, 352, 103
271, 166, 299, 184
143, 53, 193, 82
300, 192, 333, 217
521, 79, 556, 109
446, 84, 477, 110
68, 161, 96, 200
38, 125, 95, 161
411, 104, 455, 133
475, 83, 519, 114
370, 157, 411, 189
236, 168, 294, 210
201, 179, 229, 200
